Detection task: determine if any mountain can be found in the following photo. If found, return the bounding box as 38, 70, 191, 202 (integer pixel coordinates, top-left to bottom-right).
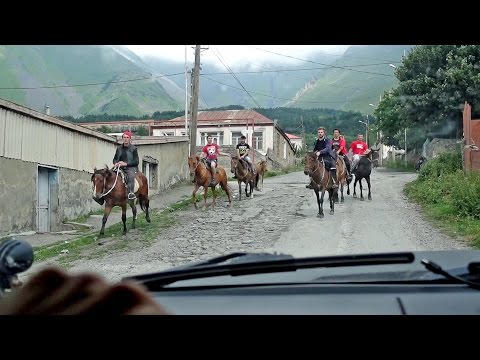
0, 45, 413, 118
140, 49, 343, 109
285, 45, 413, 114
0, 45, 183, 117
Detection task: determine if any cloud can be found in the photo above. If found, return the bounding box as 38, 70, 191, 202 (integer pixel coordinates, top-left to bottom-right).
125, 45, 350, 69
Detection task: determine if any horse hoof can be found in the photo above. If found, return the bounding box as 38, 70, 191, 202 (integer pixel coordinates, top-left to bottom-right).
317, 213, 324, 218
330, 210, 334, 215
353, 194, 357, 198
146, 218, 151, 223
361, 198, 364, 201
368, 197, 372, 201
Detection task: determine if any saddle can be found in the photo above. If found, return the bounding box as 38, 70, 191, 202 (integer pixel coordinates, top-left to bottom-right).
116, 168, 140, 193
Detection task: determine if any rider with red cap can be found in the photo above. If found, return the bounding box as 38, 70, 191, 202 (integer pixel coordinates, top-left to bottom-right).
113, 130, 139, 200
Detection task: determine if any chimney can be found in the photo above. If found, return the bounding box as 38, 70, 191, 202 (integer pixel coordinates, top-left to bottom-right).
44, 104, 50, 115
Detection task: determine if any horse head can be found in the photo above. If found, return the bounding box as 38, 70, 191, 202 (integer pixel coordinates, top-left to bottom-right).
230, 155, 240, 174
304, 152, 319, 176
188, 156, 201, 176
91, 165, 112, 200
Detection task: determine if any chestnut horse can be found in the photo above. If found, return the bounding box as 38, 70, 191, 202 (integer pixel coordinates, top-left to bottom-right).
335, 156, 350, 203
255, 160, 268, 190
91, 166, 150, 236
304, 152, 337, 218
188, 156, 232, 209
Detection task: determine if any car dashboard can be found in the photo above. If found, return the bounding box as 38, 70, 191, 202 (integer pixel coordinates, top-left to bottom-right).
150, 283, 480, 315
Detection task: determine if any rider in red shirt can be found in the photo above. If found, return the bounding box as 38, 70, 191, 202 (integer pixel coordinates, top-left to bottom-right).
331, 129, 352, 182
349, 133, 370, 174
200, 135, 230, 186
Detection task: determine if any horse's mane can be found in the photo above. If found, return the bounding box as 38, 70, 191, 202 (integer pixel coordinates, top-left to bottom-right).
93, 165, 112, 175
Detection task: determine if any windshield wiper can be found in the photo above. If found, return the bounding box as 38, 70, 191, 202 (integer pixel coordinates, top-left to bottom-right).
421, 259, 480, 290
123, 252, 415, 288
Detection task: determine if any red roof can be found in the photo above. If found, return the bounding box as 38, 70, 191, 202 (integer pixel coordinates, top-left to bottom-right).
286, 133, 302, 139
152, 110, 274, 128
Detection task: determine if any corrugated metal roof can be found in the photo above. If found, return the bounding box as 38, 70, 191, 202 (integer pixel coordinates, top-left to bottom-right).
0, 98, 117, 143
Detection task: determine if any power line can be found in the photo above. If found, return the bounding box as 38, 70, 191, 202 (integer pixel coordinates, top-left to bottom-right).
245, 46, 395, 78
0, 72, 185, 90
244, 45, 403, 64
202, 76, 348, 104
210, 46, 262, 108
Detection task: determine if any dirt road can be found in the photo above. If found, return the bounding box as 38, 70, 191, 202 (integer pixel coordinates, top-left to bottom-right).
25, 168, 471, 283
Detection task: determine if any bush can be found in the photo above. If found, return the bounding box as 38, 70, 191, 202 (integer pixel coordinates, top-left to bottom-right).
418, 150, 462, 181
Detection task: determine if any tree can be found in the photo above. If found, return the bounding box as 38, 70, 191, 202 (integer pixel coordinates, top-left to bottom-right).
136, 126, 149, 136
374, 45, 480, 150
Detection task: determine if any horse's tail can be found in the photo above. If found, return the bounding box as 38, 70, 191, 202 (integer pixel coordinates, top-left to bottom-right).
139, 196, 147, 212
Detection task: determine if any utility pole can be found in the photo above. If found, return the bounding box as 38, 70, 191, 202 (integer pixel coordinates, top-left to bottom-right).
189, 45, 201, 157
300, 115, 306, 152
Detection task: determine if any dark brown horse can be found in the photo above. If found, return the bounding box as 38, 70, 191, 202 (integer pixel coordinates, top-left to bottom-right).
91, 166, 150, 236
188, 156, 232, 209
304, 152, 337, 218
230, 155, 256, 200
255, 160, 268, 190
352, 149, 378, 201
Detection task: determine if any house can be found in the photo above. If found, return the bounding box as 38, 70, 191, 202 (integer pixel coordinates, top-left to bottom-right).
151, 110, 297, 167
0, 98, 189, 236
76, 120, 155, 135
286, 133, 303, 152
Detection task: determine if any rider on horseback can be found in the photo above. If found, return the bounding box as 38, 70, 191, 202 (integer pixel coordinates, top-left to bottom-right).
306, 127, 338, 189
200, 135, 230, 186
331, 129, 352, 183
349, 133, 370, 175
233, 135, 256, 179
113, 130, 139, 200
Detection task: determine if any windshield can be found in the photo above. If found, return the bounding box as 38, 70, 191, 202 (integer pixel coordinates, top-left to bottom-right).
0, 45, 477, 286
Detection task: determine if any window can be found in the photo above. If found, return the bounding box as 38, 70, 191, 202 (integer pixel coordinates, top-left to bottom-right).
253, 131, 263, 150
200, 132, 224, 146
232, 132, 243, 145
142, 159, 158, 190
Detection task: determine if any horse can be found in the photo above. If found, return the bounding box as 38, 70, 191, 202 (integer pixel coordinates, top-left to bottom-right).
352, 149, 378, 201
188, 156, 232, 210
334, 155, 349, 203
230, 155, 256, 200
91, 165, 150, 236
255, 160, 268, 190
304, 152, 337, 218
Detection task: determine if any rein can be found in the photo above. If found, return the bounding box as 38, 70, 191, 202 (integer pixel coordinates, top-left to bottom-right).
100, 166, 120, 197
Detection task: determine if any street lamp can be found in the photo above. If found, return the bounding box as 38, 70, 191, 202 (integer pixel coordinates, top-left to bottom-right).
359, 118, 369, 145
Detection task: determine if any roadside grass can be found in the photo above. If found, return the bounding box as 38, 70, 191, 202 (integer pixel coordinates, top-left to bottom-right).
404, 150, 480, 248
33, 187, 231, 266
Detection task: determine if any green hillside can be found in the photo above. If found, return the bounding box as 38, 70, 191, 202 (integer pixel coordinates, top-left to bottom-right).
288, 45, 413, 114
0, 45, 182, 117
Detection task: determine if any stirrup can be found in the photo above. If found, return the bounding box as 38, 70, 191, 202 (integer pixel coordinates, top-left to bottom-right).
127, 192, 136, 200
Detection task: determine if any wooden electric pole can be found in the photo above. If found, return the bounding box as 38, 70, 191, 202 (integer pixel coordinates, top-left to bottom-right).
189, 45, 201, 157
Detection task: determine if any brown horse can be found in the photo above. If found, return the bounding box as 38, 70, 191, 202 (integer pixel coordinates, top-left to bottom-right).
255, 160, 268, 190
91, 166, 150, 236
230, 155, 256, 200
304, 152, 337, 218
188, 156, 232, 209
335, 156, 349, 203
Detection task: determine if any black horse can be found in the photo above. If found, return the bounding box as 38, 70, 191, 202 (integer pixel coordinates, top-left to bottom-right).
352, 149, 378, 201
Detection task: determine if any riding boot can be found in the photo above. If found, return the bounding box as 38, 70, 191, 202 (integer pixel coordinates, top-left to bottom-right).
127, 181, 136, 200
306, 178, 314, 189
330, 170, 338, 189
210, 169, 217, 186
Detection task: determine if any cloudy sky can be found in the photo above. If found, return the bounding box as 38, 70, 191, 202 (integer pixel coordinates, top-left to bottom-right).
126, 45, 350, 68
